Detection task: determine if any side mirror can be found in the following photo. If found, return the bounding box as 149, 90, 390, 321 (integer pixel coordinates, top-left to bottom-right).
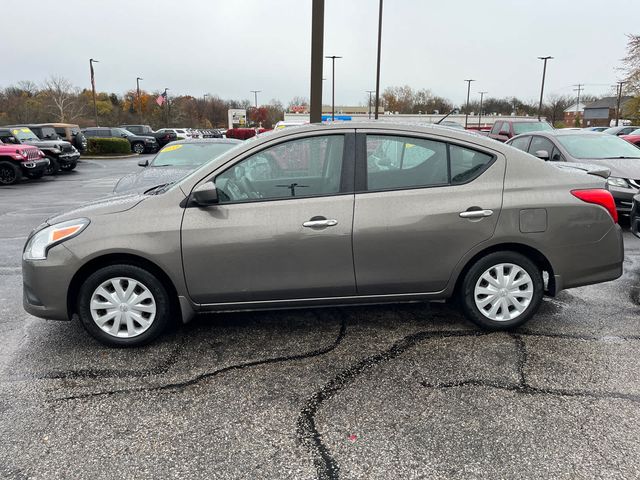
137, 159, 148, 167
535, 150, 550, 160
192, 182, 219, 206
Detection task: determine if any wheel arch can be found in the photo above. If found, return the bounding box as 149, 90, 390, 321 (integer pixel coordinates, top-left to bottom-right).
452, 242, 556, 298
67, 253, 182, 321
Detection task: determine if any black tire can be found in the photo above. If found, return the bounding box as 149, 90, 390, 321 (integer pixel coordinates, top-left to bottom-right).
132, 142, 145, 154
77, 264, 172, 347
44, 156, 60, 175
459, 251, 543, 330
25, 170, 44, 179
0, 160, 21, 185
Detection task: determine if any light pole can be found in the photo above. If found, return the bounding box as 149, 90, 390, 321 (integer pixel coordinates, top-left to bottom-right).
464, 79, 475, 129
89, 58, 99, 126
537, 56, 553, 121
136, 77, 143, 123
310, 0, 324, 124
573, 84, 583, 127
325, 55, 342, 121
366, 90, 375, 119
478, 91, 487, 129
164, 88, 170, 127
374, 0, 383, 120
615, 81, 625, 126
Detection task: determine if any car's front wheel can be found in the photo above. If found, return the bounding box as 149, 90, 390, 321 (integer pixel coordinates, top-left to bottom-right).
0, 161, 21, 185
459, 251, 543, 330
132, 142, 145, 154
77, 264, 171, 347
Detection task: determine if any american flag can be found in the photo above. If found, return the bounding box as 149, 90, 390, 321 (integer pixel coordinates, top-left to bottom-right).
156, 91, 167, 106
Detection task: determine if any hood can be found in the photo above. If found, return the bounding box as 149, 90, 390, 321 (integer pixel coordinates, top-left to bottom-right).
113, 166, 194, 194
584, 158, 640, 180
45, 193, 146, 225
23, 139, 72, 149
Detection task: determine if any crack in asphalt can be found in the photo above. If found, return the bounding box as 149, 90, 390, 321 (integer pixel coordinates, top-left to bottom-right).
420, 333, 640, 404
52, 312, 347, 402
296, 329, 489, 480
296, 329, 640, 480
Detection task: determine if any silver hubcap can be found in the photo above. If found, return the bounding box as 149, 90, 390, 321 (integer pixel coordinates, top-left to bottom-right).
134, 144, 144, 153
89, 277, 156, 338
474, 263, 534, 322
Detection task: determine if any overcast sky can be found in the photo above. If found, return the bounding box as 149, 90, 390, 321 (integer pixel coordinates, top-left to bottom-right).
4, 0, 639, 106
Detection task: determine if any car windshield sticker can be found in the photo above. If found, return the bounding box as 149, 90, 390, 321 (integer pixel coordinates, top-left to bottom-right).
160, 144, 183, 153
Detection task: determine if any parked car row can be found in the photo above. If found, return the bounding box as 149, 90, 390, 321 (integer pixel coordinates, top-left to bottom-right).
0, 126, 81, 182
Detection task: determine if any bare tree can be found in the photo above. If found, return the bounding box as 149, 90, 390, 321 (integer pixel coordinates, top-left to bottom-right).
622, 34, 640, 93
43, 76, 85, 122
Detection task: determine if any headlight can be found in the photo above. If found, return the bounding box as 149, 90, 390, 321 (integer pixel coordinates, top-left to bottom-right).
607, 177, 630, 188
51, 148, 61, 154
23, 218, 90, 260
144, 138, 155, 143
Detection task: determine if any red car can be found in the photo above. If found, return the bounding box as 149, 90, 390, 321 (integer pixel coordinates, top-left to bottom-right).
0, 142, 48, 185
620, 128, 640, 147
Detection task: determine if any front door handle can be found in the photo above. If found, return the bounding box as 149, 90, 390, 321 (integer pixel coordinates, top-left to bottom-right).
303, 219, 338, 228
459, 209, 493, 219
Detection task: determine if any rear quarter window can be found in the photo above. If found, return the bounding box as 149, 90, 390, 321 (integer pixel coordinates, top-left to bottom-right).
449, 144, 494, 184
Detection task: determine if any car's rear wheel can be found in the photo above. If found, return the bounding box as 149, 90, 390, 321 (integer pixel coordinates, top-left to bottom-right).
459, 251, 543, 330
45, 156, 60, 175
132, 142, 145, 154
77, 264, 171, 347
0, 161, 21, 185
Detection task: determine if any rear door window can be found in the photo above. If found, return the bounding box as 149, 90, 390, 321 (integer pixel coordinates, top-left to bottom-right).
365, 135, 448, 190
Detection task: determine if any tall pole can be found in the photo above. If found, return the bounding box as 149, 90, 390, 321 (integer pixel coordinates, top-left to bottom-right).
573, 84, 583, 127
615, 81, 625, 127
325, 56, 342, 121
374, 0, 383, 120
250, 90, 261, 109
366, 90, 375, 119
89, 58, 99, 127
464, 79, 475, 129
310, 0, 324, 123
537, 56, 553, 121
136, 77, 143, 124
164, 88, 170, 127
478, 91, 487, 129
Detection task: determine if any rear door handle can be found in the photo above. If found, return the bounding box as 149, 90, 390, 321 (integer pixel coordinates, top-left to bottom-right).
459, 209, 493, 218
303, 219, 338, 228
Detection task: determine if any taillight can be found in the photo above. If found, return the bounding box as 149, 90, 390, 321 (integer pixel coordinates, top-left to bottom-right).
571, 189, 618, 223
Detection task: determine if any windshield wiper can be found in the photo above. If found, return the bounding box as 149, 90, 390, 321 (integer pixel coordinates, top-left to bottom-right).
144, 182, 174, 195
601, 156, 640, 159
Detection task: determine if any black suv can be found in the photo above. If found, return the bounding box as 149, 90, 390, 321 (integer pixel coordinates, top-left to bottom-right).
82, 127, 158, 154
0, 126, 80, 174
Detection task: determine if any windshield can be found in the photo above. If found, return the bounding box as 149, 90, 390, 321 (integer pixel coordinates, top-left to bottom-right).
512, 122, 554, 135
11, 128, 40, 142
151, 143, 238, 167
557, 134, 640, 159
113, 128, 132, 136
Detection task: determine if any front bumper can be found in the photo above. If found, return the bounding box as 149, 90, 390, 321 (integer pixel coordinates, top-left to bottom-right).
58, 152, 81, 167
20, 158, 49, 174
22, 244, 78, 321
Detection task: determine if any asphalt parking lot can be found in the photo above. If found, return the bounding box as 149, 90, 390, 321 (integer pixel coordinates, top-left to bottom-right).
1, 159, 640, 480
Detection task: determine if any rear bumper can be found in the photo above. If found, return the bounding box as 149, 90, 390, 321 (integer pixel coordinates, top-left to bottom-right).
551, 223, 624, 293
